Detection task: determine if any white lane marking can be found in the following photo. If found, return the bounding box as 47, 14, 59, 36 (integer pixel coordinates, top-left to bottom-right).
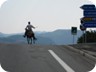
48, 50, 75, 72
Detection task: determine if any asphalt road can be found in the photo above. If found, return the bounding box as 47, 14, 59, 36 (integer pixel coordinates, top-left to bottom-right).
0, 44, 95, 72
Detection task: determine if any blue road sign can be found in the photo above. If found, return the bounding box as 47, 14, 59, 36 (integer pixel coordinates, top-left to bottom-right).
83, 23, 96, 28
80, 24, 86, 31
84, 14, 96, 17
84, 10, 96, 17
80, 4, 96, 28
81, 17, 96, 22
81, 17, 96, 24
80, 5, 95, 10
83, 21, 96, 24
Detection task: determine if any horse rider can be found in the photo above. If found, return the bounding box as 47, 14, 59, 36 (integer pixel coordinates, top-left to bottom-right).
23, 21, 37, 40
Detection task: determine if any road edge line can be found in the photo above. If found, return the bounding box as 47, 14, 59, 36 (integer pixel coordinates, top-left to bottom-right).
48, 50, 75, 72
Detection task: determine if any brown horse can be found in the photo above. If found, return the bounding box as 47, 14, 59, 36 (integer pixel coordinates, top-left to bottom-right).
26, 30, 36, 44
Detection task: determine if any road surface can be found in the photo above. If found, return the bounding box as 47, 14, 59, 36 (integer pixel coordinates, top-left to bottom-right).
0, 44, 95, 72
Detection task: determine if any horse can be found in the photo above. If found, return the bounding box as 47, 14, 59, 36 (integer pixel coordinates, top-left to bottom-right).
26, 30, 36, 44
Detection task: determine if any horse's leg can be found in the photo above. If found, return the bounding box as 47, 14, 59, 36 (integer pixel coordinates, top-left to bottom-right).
33, 38, 35, 44
30, 34, 36, 44
29, 37, 32, 44
32, 34, 35, 44
31, 38, 32, 44
29, 38, 31, 44
27, 38, 29, 44
30, 38, 31, 44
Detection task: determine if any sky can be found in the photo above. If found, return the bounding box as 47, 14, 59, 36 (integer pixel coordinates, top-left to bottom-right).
0, 0, 93, 34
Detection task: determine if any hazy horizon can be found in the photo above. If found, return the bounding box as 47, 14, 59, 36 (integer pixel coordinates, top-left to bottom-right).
0, 0, 92, 34
0, 29, 73, 34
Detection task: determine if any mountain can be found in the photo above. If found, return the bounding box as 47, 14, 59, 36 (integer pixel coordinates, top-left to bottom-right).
0, 32, 11, 37
0, 29, 83, 45
38, 29, 82, 45
0, 34, 55, 45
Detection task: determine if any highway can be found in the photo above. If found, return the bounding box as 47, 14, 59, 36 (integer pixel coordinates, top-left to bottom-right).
0, 44, 95, 72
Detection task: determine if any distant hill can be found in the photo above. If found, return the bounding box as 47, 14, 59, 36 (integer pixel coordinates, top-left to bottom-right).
0, 35, 26, 43
0, 32, 11, 37
0, 29, 82, 45
38, 29, 82, 45
0, 34, 55, 45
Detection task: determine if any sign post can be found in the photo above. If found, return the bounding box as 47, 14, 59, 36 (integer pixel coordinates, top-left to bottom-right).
71, 27, 77, 44
80, 24, 86, 43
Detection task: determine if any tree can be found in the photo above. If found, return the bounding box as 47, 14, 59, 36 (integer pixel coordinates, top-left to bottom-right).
77, 30, 96, 43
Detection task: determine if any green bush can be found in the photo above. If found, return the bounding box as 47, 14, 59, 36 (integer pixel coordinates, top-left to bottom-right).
77, 30, 96, 43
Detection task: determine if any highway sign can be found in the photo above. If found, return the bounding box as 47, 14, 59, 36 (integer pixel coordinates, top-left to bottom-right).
81, 21, 96, 24
81, 17, 96, 21
84, 14, 96, 17
71, 27, 77, 35
83, 23, 96, 28
80, 4, 96, 28
80, 24, 86, 31
84, 10, 96, 17
81, 17, 96, 23
80, 5, 95, 10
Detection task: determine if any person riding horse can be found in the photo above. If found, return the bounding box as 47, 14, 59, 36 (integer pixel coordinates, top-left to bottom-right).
24, 21, 37, 40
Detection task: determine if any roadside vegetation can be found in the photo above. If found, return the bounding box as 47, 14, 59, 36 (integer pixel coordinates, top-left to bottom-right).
77, 30, 96, 43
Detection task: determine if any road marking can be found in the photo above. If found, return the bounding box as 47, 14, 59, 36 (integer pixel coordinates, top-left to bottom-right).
48, 50, 75, 72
